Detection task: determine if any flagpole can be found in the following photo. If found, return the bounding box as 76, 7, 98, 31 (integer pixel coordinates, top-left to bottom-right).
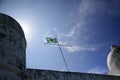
44, 43, 72, 47
57, 40, 69, 72
45, 37, 69, 72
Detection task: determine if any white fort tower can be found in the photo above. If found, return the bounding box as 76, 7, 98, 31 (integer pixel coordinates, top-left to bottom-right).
107, 45, 120, 76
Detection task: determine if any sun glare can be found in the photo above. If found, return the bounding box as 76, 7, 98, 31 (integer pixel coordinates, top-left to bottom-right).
19, 20, 33, 39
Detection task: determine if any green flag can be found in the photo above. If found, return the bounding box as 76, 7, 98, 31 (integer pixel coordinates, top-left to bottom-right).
46, 37, 58, 44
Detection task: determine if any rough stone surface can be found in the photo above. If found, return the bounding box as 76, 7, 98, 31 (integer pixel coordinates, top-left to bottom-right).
26, 69, 120, 80
0, 13, 120, 80
0, 13, 26, 70
0, 68, 21, 80
0, 13, 26, 80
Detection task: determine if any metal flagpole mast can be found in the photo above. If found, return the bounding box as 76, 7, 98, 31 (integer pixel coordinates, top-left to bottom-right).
57, 38, 69, 72
45, 37, 70, 72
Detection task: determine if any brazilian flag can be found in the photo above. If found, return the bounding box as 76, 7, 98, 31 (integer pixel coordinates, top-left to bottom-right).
46, 37, 58, 44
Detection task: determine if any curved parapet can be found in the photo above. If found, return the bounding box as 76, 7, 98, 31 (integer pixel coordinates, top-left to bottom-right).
107, 45, 120, 76
0, 13, 26, 36
0, 13, 26, 71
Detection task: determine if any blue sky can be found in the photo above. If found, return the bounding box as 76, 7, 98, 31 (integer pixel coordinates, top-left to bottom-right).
0, 0, 120, 75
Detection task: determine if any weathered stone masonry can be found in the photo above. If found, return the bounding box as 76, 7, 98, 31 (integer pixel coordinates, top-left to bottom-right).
0, 13, 120, 80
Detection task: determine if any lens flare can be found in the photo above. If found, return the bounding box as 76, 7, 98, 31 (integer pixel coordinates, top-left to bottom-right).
18, 19, 33, 40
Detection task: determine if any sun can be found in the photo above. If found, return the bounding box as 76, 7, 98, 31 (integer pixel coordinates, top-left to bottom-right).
22, 24, 31, 38
19, 20, 32, 39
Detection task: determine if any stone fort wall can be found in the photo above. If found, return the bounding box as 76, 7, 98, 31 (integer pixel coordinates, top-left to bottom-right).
26, 69, 120, 80
0, 13, 120, 80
